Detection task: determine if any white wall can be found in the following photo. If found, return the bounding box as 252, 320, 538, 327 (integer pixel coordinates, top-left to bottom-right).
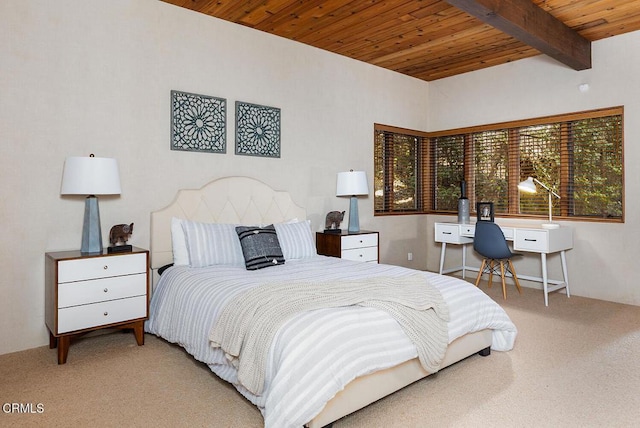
426, 31, 640, 306
0, 0, 429, 355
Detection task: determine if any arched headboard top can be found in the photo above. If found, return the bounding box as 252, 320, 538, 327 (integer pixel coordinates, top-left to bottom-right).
150, 176, 307, 269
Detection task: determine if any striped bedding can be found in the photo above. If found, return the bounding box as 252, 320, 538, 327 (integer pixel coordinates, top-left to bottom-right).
145, 256, 517, 428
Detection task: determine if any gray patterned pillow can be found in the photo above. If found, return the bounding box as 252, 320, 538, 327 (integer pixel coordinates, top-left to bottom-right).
235, 225, 285, 270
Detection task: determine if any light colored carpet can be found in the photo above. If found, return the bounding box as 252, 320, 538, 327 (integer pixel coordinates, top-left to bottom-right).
2, 282, 640, 427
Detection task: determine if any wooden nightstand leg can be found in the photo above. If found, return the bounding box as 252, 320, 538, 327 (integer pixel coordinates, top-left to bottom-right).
57, 335, 71, 365
49, 331, 57, 349
133, 321, 145, 346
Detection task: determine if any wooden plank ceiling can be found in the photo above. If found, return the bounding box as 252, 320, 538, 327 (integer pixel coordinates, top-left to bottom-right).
162, 0, 640, 81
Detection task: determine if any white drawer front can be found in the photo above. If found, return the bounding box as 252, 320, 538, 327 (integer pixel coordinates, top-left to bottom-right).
435, 223, 474, 244
501, 227, 515, 240
58, 273, 147, 308
342, 246, 378, 263
514, 230, 548, 252
435, 223, 460, 243
341, 233, 378, 250
58, 253, 146, 283
460, 225, 475, 237
57, 295, 147, 334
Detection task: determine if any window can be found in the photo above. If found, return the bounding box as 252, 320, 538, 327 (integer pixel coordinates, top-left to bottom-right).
374, 107, 624, 222
374, 124, 428, 213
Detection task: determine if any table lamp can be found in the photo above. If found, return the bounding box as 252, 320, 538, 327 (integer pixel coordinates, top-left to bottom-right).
518, 177, 560, 229
336, 170, 369, 233
61, 154, 122, 254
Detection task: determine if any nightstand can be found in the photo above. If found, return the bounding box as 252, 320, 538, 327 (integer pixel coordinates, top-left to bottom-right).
316, 230, 379, 263
45, 247, 149, 364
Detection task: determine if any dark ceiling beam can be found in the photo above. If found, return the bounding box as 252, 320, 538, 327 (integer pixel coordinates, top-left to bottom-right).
445, 0, 591, 70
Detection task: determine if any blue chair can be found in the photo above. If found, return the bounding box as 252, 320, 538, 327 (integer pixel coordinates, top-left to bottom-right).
473, 221, 523, 299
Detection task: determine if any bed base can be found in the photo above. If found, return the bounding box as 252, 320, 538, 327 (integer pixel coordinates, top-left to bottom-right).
306, 329, 493, 428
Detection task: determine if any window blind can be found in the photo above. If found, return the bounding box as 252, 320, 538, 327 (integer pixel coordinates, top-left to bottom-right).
374, 125, 428, 213
375, 106, 623, 222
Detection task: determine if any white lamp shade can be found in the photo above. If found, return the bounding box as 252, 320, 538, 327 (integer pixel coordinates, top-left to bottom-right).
61, 156, 122, 195
517, 177, 537, 194
336, 171, 369, 196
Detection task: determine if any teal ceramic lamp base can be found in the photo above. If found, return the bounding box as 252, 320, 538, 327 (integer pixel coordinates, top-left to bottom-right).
81, 196, 103, 255
348, 195, 360, 233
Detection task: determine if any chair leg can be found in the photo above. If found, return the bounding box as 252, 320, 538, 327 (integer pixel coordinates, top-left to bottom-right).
475, 259, 486, 287
499, 261, 507, 299
487, 260, 494, 288
508, 259, 523, 294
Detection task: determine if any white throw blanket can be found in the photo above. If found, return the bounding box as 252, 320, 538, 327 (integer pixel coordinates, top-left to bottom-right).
209, 273, 450, 395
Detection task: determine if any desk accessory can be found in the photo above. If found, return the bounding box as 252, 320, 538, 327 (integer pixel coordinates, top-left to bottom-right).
518, 177, 560, 229
477, 201, 494, 221
457, 180, 470, 224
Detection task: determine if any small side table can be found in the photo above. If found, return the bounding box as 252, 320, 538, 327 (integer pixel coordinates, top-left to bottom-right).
316, 230, 379, 263
44, 247, 149, 364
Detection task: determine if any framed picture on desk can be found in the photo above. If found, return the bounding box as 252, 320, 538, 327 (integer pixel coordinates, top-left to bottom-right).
477, 202, 494, 221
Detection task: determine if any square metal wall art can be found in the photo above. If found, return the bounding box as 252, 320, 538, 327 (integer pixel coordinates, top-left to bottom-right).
171, 90, 226, 153
235, 101, 281, 158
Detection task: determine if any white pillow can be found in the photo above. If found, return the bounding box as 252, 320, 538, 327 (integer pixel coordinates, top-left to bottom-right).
171, 217, 190, 266
181, 219, 245, 268
274, 220, 317, 259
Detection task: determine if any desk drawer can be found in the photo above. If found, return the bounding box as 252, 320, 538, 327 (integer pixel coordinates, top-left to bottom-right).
435, 223, 473, 244
435, 223, 461, 243
501, 227, 514, 240
514, 230, 548, 252
58, 273, 147, 308
57, 295, 147, 334
460, 225, 475, 237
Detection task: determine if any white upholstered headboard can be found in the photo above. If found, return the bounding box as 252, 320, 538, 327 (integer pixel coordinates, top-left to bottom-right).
150, 176, 307, 269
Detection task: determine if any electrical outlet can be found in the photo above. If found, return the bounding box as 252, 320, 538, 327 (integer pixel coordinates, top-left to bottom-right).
407, 252, 413, 261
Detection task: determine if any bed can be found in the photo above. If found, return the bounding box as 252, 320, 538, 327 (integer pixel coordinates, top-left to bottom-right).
145, 176, 517, 428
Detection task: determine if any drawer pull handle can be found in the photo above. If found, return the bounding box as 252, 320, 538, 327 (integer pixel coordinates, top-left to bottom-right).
525, 238, 537, 242
103, 288, 108, 293
443, 232, 452, 235
103, 312, 108, 316
103, 265, 108, 270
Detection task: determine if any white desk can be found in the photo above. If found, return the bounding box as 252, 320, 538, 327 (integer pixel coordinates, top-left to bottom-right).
435, 222, 573, 306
